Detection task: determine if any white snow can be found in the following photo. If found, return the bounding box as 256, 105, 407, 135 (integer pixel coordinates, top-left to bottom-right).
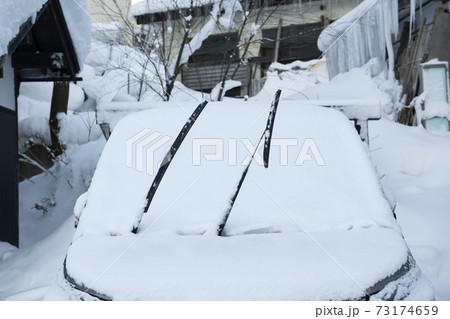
370, 119, 450, 300
1, 6, 449, 298
62, 100, 433, 299
81, 41, 202, 103
422, 101, 450, 119
59, 0, 91, 68
18, 82, 85, 121
131, 0, 214, 16
318, 0, 398, 79
250, 59, 328, 101
210, 79, 241, 101
65, 228, 412, 300
0, 139, 105, 300
1, 83, 448, 300
286, 59, 401, 118
18, 111, 102, 153
74, 102, 399, 239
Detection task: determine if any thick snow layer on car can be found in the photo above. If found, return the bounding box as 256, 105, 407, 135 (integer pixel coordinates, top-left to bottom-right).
74, 101, 398, 239
66, 227, 413, 300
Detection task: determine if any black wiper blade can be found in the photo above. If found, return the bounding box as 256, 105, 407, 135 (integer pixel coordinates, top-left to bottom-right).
217, 90, 282, 236
263, 89, 281, 168
133, 101, 208, 231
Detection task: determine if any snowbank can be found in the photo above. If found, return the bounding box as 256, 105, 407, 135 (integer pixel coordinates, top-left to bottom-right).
18, 112, 102, 153
18, 82, 85, 121
370, 119, 450, 300
0, 139, 105, 300
287, 60, 401, 118
80, 41, 202, 103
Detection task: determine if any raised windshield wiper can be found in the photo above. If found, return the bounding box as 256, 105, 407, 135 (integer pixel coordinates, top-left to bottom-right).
216, 90, 281, 236
133, 101, 208, 232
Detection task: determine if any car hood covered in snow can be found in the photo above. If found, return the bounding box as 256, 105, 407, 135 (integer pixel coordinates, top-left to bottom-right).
63, 101, 433, 300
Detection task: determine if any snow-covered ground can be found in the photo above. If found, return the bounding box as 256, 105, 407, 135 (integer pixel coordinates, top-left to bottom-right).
370, 120, 450, 301
0, 139, 105, 300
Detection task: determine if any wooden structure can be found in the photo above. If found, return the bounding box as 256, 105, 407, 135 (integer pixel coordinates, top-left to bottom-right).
0, 0, 83, 247
396, 2, 450, 115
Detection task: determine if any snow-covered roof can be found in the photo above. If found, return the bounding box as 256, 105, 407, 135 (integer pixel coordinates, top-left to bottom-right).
59, 0, 91, 68
0, 0, 47, 57
131, 0, 214, 16
0, 0, 91, 68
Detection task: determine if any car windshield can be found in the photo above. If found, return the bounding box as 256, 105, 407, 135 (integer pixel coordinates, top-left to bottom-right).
74, 101, 398, 238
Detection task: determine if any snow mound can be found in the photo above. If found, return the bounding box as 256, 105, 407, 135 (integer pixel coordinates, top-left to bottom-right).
287, 60, 401, 118
251, 59, 328, 101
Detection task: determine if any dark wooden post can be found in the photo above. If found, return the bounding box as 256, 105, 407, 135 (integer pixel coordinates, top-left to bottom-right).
273, 18, 282, 63
49, 81, 69, 156
0, 107, 18, 247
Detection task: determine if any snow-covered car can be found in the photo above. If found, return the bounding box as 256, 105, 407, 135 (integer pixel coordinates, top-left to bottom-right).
59, 101, 433, 300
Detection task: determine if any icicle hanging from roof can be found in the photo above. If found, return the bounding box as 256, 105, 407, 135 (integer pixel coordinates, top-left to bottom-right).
317, 0, 398, 79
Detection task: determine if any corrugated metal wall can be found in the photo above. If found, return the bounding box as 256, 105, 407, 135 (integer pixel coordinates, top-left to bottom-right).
182, 63, 249, 92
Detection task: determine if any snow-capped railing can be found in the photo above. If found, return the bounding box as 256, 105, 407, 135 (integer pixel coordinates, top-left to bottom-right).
285, 99, 381, 145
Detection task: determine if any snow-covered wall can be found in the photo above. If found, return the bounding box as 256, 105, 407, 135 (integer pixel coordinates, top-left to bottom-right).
0, 56, 16, 111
